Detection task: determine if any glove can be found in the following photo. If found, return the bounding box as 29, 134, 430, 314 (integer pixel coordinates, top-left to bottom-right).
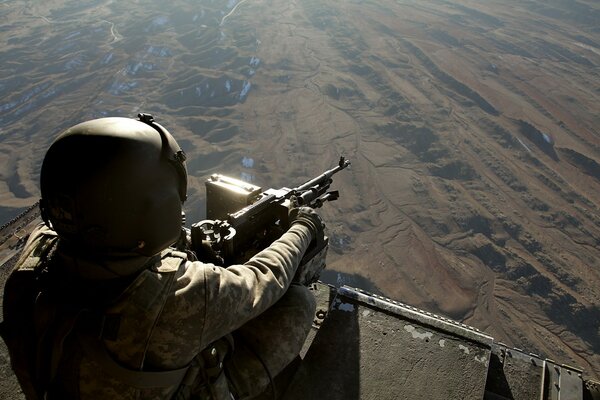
199, 240, 225, 266
288, 206, 325, 242
289, 207, 328, 285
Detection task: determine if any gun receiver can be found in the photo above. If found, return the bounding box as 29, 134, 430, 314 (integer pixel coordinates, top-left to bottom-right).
191, 157, 350, 268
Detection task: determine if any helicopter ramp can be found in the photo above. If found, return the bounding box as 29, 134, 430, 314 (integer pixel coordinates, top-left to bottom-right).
284, 284, 600, 400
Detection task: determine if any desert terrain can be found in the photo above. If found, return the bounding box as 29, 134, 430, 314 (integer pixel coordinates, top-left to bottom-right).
0, 0, 599, 391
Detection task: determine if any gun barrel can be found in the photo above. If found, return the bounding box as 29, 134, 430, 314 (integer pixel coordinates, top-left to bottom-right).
295, 157, 350, 192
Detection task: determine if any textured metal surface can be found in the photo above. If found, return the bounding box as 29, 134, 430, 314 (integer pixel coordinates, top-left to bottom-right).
542, 360, 586, 400
338, 286, 494, 346
502, 346, 545, 400
558, 363, 583, 400
285, 286, 491, 399
547, 361, 561, 400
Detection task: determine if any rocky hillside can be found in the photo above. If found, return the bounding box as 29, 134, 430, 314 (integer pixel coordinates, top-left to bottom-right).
0, 0, 598, 380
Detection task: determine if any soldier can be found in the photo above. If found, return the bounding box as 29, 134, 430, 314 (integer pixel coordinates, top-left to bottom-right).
1, 115, 324, 399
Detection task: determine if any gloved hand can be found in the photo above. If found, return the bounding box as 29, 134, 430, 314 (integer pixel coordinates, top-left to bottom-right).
289, 207, 329, 285
288, 206, 325, 242
199, 240, 225, 266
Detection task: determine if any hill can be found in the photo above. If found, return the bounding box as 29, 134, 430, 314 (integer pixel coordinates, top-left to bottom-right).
0, 0, 599, 380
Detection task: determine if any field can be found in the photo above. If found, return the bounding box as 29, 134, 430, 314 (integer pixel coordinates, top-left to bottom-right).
0, 0, 599, 389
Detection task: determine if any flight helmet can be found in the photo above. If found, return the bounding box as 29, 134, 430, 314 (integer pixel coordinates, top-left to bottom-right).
40, 114, 187, 256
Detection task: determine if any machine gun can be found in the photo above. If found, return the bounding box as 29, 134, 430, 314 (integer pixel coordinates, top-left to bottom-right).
190, 157, 350, 278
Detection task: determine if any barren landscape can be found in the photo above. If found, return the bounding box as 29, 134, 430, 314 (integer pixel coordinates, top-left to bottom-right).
0, 0, 599, 390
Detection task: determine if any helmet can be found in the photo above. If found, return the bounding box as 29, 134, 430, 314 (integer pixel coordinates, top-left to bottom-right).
40, 114, 187, 257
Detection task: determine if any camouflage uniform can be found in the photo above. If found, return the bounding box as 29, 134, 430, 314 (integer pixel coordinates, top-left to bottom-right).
11, 222, 316, 399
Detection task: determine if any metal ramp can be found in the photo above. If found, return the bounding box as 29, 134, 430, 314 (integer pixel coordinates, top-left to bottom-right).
283, 284, 600, 400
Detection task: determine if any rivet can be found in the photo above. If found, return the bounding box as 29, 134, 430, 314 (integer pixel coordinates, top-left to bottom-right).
211, 348, 217, 357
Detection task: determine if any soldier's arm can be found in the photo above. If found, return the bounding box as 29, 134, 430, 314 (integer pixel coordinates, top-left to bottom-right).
201, 223, 313, 342
154, 223, 313, 356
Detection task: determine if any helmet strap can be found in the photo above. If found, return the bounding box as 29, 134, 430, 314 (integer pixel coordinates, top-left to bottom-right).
137, 113, 188, 202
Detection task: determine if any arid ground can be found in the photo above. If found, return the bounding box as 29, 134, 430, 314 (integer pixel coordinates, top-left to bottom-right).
0, 0, 599, 393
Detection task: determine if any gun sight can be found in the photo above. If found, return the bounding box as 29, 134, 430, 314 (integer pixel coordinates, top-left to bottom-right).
338, 156, 350, 169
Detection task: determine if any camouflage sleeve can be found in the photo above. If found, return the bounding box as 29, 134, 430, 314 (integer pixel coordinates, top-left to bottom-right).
154, 223, 313, 360
14, 223, 57, 267
202, 223, 313, 342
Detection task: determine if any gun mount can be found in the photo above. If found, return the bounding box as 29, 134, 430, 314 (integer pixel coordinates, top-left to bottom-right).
190, 157, 350, 266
